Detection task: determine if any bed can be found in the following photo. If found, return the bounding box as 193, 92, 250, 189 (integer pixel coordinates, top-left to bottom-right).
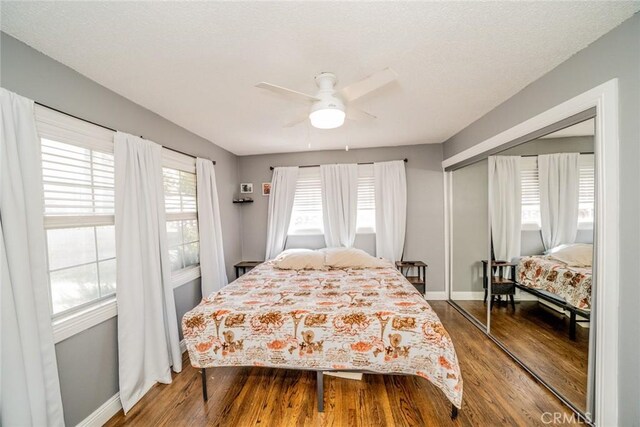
182, 260, 463, 416
516, 254, 592, 339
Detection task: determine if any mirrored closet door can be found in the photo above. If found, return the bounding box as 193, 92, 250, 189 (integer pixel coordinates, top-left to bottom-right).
448, 113, 597, 419
450, 159, 489, 327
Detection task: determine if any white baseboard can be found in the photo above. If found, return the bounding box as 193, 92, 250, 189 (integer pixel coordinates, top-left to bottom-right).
76, 393, 121, 427
75, 342, 188, 427
425, 291, 447, 300
450, 291, 484, 301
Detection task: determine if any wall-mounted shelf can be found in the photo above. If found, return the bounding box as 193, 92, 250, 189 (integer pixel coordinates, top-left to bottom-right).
233, 199, 254, 204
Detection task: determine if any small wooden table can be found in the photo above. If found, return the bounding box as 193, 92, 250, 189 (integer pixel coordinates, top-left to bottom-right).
234, 261, 262, 279
481, 260, 517, 310
395, 261, 428, 297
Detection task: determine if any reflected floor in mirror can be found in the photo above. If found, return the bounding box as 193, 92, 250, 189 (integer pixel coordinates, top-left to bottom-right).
455, 300, 588, 412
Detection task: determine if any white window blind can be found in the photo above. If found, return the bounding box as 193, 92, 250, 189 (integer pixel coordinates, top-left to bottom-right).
42, 138, 115, 217
163, 168, 197, 219
578, 154, 595, 226
288, 167, 323, 235
520, 156, 540, 228
357, 164, 376, 232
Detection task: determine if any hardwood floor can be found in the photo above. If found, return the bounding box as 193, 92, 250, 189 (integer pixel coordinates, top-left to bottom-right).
105, 301, 575, 426
455, 300, 589, 412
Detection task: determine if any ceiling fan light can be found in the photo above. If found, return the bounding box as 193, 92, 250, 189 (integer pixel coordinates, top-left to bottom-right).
309, 108, 345, 129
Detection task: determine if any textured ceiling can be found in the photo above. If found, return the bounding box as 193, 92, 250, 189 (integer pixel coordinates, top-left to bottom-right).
1, 2, 637, 155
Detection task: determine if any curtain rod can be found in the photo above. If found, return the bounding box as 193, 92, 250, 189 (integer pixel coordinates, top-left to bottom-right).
519, 152, 594, 158
269, 158, 407, 171
34, 101, 216, 165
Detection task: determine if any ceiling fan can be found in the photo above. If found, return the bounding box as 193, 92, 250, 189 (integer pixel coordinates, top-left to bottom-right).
256, 68, 398, 130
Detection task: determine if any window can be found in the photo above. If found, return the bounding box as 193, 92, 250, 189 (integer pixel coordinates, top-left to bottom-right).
288, 168, 323, 235
520, 154, 595, 230
162, 151, 200, 274
287, 164, 376, 236
520, 157, 541, 229
356, 164, 376, 233
37, 107, 116, 317
578, 154, 595, 228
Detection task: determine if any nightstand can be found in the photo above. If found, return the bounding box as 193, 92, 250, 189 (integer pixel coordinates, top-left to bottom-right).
395, 261, 427, 297
481, 260, 517, 310
234, 261, 262, 279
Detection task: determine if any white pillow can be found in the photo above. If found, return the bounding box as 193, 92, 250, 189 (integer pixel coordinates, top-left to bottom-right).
547, 243, 593, 267
273, 249, 325, 270
321, 247, 388, 269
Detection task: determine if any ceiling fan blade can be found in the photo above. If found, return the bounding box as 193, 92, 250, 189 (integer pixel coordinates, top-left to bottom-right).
340, 68, 398, 103
283, 114, 309, 128
346, 108, 377, 121
256, 82, 319, 103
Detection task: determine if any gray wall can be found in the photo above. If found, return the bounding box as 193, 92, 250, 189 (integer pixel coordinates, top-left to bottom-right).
499, 136, 593, 157
451, 159, 488, 294
442, 14, 640, 425
521, 230, 593, 257
55, 318, 118, 427
238, 144, 447, 292
1, 33, 222, 426
52, 279, 201, 426
0, 32, 242, 281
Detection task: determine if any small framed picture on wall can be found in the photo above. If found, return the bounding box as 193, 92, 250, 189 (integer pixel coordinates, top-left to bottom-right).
262, 182, 271, 196
240, 183, 253, 194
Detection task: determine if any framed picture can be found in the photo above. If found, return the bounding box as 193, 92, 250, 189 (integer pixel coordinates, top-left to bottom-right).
262, 182, 271, 196
240, 183, 253, 194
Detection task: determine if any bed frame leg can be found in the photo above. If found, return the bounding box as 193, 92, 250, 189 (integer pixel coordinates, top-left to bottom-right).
317, 371, 324, 412
451, 404, 458, 420
569, 311, 577, 340
202, 368, 208, 401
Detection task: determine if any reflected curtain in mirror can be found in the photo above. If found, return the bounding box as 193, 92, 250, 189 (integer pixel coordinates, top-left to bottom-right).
488, 156, 521, 267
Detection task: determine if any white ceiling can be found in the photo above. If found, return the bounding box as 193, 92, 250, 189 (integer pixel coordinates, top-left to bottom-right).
2, 2, 637, 156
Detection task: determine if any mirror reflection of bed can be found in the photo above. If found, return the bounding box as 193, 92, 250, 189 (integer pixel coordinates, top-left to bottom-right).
488, 118, 595, 413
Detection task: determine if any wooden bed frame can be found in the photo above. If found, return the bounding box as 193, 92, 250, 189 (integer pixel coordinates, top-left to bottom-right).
199, 367, 459, 419
514, 282, 590, 340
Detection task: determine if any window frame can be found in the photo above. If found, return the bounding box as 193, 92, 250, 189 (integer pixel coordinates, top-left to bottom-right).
36, 105, 118, 343
162, 149, 201, 288
287, 167, 324, 236
286, 164, 377, 237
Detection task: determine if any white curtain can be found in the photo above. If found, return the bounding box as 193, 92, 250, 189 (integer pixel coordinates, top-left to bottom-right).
488, 156, 522, 266
196, 158, 228, 296
538, 153, 580, 250
265, 166, 299, 260
321, 163, 358, 247
1, 89, 65, 426
374, 160, 407, 263
114, 132, 182, 414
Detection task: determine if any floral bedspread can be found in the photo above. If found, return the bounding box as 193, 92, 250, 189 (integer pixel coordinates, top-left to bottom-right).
182, 261, 463, 408
517, 256, 592, 310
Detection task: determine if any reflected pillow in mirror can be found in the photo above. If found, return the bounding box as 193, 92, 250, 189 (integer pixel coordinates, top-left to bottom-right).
547, 243, 593, 267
